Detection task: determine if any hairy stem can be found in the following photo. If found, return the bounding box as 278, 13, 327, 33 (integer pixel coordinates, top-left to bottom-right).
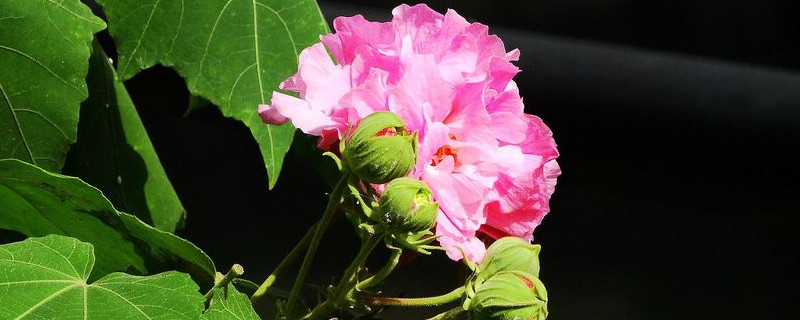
355, 245, 402, 291
303, 233, 383, 320
333, 233, 383, 298
358, 286, 466, 307
285, 173, 350, 318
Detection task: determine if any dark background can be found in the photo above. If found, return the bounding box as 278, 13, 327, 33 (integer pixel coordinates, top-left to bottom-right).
114, 1, 800, 319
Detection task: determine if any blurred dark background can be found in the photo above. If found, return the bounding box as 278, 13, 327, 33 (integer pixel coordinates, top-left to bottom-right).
109, 1, 800, 319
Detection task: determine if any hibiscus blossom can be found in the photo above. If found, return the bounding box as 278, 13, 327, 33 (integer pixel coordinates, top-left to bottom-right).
259, 4, 559, 262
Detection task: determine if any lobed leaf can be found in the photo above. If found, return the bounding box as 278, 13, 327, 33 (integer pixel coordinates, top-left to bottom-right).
0, 235, 204, 319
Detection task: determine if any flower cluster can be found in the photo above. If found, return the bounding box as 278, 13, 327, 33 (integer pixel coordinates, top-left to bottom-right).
259, 4, 559, 262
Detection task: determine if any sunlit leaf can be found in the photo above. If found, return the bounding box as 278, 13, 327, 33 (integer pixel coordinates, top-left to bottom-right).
0, 235, 204, 319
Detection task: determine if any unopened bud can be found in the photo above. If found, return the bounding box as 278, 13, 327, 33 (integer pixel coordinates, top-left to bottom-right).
470, 271, 548, 320
479, 237, 541, 281
343, 112, 417, 184
378, 177, 438, 233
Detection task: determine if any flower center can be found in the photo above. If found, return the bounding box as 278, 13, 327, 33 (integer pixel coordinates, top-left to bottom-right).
431, 145, 457, 166
430, 134, 460, 166
374, 126, 410, 137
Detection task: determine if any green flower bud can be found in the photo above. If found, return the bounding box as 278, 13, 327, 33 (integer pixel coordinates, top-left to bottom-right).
470, 271, 548, 320
378, 177, 438, 233
343, 112, 417, 184
479, 237, 541, 281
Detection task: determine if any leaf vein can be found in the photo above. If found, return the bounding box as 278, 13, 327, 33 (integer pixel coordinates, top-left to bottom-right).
194, 0, 235, 89
118, 0, 162, 77
0, 259, 78, 280
165, 0, 185, 57
83, 284, 88, 320
228, 63, 256, 105
0, 280, 77, 286
29, 238, 81, 278
13, 284, 80, 320
256, 2, 299, 59
0, 83, 34, 163
0, 16, 24, 22
92, 285, 153, 320
252, 0, 276, 173
13, 108, 71, 140
43, 0, 98, 24
0, 45, 81, 91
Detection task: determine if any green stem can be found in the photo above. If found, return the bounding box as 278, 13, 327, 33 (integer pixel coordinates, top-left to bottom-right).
301, 296, 335, 320
285, 173, 350, 318
251, 223, 317, 304
426, 307, 466, 320
204, 264, 244, 301
302, 233, 383, 320
333, 233, 383, 298
355, 245, 402, 291
358, 286, 466, 308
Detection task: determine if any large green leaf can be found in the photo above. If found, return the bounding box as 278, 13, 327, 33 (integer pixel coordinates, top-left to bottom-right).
0, 0, 105, 171
202, 285, 261, 320
0, 235, 204, 319
63, 42, 185, 233
0, 159, 216, 288
96, 0, 330, 188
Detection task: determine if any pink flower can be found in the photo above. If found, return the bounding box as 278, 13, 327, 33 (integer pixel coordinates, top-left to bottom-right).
259, 4, 559, 263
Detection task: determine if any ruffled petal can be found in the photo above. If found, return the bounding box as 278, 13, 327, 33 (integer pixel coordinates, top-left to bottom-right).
264, 92, 339, 135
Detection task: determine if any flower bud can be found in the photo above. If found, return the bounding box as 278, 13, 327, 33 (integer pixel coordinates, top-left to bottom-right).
479, 237, 541, 281
377, 177, 438, 233
470, 271, 548, 320
343, 112, 417, 184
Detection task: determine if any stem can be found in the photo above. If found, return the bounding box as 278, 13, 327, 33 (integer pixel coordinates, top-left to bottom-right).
358, 286, 466, 308
426, 307, 466, 320
204, 264, 244, 300
355, 245, 402, 291
301, 297, 335, 320
333, 233, 383, 298
251, 223, 317, 304
285, 173, 350, 318
302, 233, 383, 320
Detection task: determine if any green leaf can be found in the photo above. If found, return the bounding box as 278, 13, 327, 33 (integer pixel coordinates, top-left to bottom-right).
0, 0, 105, 171
63, 42, 185, 233
0, 235, 204, 319
202, 285, 261, 320
0, 159, 216, 288
96, 0, 330, 188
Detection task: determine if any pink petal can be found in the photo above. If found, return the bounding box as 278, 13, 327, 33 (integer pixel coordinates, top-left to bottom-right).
391, 4, 445, 28
269, 92, 338, 135
435, 214, 487, 262
296, 43, 352, 111
258, 104, 288, 125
